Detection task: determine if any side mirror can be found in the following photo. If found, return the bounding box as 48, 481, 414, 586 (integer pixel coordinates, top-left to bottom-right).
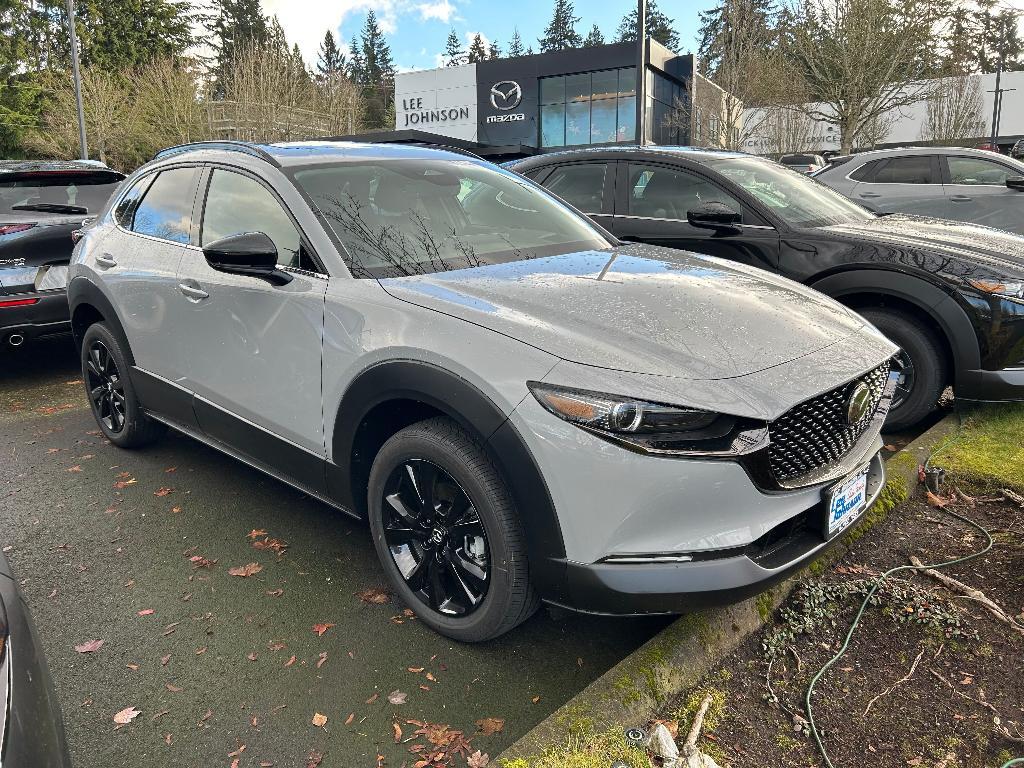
687, 201, 742, 231
202, 232, 292, 286
1006, 176, 1024, 191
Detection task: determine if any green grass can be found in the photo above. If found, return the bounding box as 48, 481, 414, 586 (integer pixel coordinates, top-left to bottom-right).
500, 728, 649, 768
934, 404, 1024, 492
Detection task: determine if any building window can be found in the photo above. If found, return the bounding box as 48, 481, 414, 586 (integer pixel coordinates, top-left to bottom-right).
539, 67, 637, 148
646, 70, 689, 145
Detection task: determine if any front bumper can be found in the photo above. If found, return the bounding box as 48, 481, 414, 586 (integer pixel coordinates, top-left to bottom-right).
558, 451, 886, 615
957, 366, 1024, 403
0, 289, 71, 346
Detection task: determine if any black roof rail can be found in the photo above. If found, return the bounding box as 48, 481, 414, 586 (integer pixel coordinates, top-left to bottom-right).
151, 141, 280, 167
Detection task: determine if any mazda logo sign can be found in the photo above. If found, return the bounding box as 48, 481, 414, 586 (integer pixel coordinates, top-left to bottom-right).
490, 80, 522, 111
845, 381, 873, 425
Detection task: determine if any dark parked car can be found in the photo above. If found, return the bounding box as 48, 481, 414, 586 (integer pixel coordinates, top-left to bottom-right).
779, 152, 826, 174
1011, 139, 1024, 161
509, 147, 1024, 430
1, 548, 72, 767
1, 160, 124, 350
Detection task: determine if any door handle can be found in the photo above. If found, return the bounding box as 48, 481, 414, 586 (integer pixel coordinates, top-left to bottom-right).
858, 192, 881, 199
95, 254, 117, 268
949, 195, 973, 202
178, 283, 209, 301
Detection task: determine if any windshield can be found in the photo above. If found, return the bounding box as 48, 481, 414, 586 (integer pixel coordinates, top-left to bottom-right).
0, 174, 121, 215
293, 159, 611, 279
709, 157, 875, 228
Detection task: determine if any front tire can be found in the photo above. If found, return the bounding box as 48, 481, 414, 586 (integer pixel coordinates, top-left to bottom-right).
367, 417, 538, 642
860, 308, 946, 431
81, 323, 166, 448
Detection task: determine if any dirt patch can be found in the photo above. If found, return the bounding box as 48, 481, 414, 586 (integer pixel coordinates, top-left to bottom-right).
656, 486, 1024, 768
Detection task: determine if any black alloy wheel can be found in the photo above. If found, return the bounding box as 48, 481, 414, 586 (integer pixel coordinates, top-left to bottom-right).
891, 349, 917, 411
85, 339, 126, 433
380, 459, 490, 616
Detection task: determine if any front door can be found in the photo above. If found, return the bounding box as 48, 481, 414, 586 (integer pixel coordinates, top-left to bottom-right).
534, 161, 615, 231
174, 167, 328, 486
848, 154, 944, 216
941, 154, 1024, 234
609, 161, 781, 272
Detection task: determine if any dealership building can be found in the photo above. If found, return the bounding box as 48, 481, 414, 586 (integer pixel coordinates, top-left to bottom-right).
338, 40, 730, 160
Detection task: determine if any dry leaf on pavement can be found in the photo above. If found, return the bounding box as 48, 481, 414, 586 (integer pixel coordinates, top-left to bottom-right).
228, 562, 263, 577
467, 751, 490, 768
312, 712, 328, 728
475, 717, 505, 736
387, 690, 408, 705
113, 706, 141, 725
355, 587, 391, 604
306, 751, 323, 768
312, 622, 335, 636
154, 487, 173, 497
74, 639, 104, 653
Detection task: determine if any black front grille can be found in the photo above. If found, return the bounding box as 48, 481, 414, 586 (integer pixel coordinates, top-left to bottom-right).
768, 362, 891, 483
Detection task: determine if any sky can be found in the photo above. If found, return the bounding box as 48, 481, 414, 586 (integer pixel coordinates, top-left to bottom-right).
260, 0, 720, 72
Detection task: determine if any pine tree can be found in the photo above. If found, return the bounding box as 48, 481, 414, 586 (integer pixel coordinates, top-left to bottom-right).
357, 10, 396, 129
583, 23, 605, 47
507, 27, 525, 57
346, 34, 365, 82
444, 27, 464, 66
697, 0, 775, 77
526, 45, 534, 55
615, 0, 680, 50
488, 40, 500, 59
317, 29, 345, 76
467, 33, 488, 62
210, 0, 268, 93
538, 0, 582, 52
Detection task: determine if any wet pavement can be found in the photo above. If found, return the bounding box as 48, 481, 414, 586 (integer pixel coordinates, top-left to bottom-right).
1, 339, 667, 768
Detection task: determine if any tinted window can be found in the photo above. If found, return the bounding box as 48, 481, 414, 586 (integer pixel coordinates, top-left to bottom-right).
131, 167, 198, 244
627, 164, 744, 221
294, 159, 609, 279
947, 156, 1015, 185
543, 164, 607, 214
872, 156, 936, 184
0, 172, 121, 215
849, 160, 881, 182
114, 175, 151, 227
202, 170, 304, 269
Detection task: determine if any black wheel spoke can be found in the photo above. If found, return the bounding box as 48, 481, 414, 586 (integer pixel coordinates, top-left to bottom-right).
449, 548, 487, 586
408, 460, 438, 517
383, 526, 421, 547
90, 385, 106, 404
85, 340, 126, 435
385, 493, 421, 529
405, 554, 430, 592
427, 558, 447, 611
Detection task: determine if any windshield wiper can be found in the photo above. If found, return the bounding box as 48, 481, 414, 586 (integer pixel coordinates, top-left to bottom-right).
11, 203, 88, 215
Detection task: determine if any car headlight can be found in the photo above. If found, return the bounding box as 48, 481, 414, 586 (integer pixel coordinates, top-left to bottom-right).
527, 382, 767, 456
968, 278, 1024, 299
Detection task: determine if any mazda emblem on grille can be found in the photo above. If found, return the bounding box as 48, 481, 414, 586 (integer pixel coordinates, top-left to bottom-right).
845, 382, 873, 425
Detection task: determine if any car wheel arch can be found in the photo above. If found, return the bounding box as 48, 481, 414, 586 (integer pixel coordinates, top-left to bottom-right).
810, 269, 981, 380
67, 277, 136, 366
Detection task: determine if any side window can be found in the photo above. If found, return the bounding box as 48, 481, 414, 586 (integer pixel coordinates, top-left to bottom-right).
871, 156, 936, 184
849, 160, 881, 182
627, 164, 745, 221
113, 175, 152, 227
201, 169, 304, 270
543, 163, 608, 214
131, 167, 199, 244
947, 156, 1014, 186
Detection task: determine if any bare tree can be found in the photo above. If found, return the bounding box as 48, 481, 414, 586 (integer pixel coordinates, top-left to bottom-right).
920, 73, 985, 144
789, 0, 940, 153
758, 104, 817, 154
134, 58, 211, 150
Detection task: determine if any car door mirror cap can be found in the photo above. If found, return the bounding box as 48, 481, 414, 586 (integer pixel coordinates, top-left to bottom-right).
1006, 176, 1024, 191
687, 202, 742, 231
202, 232, 293, 286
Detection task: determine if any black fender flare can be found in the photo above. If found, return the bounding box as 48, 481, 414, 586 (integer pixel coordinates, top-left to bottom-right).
810, 269, 981, 374
329, 359, 570, 604
67, 277, 136, 366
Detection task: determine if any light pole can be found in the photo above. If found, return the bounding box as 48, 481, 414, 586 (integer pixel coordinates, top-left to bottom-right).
635, 0, 646, 146
65, 0, 88, 160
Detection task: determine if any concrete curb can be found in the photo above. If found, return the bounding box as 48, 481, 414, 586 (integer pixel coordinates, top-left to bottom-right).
497, 414, 960, 766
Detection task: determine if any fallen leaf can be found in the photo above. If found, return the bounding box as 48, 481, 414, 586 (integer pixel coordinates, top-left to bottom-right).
228, 744, 247, 758
393, 721, 403, 742
152, 710, 169, 720
531, 696, 540, 704
228, 562, 263, 577
355, 587, 391, 604
366, 692, 380, 704
316, 651, 328, 669
247, 529, 268, 539
266, 588, 284, 597
467, 751, 490, 768
113, 706, 141, 725
126, 663, 139, 671
67, 465, 82, 473
195, 646, 207, 655
284, 655, 297, 667
170, 506, 182, 514
388, 690, 408, 705
345, 712, 355, 725
113, 478, 137, 489
312, 712, 328, 728
247, 652, 258, 661
408, 666, 425, 673
154, 487, 173, 497
161, 654, 171, 666
164, 733, 172, 745
252, 537, 288, 556
306, 751, 323, 768
267, 641, 286, 651
230, 760, 239, 768
74, 639, 104, 653
312, 622, 335, 636
476, 717, 504, 736
137, 609, 154, 616
926, 491, 948, 508
189, 555, 217, 569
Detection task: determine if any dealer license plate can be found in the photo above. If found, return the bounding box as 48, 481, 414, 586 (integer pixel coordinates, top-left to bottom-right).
826, 467, 869, 537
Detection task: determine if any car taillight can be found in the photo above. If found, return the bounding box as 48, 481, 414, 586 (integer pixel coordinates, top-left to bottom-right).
0, 298, 40, 309
0, 223, 36, 236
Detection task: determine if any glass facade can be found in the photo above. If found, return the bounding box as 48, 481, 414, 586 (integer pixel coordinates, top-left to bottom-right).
540, 67, 637, 148
645, 70, 690, 145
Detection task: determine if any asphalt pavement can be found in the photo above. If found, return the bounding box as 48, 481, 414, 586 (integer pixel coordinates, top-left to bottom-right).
0, 339, 666, 768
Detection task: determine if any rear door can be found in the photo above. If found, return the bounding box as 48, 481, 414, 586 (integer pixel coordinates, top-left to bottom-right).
940, 154, 1024, 234
608, 160, 780, 272
531, 161, 614, 230
847, 154, 944, 215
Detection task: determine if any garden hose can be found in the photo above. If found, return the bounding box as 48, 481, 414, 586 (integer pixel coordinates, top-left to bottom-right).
804, 419, 1023, 768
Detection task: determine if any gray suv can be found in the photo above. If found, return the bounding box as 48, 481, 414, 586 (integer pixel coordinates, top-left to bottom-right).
814, 146, 1024, 234
68, 141, 897, 641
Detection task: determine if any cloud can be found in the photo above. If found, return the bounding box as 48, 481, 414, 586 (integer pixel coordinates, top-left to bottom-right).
262, 0, 404, 64
416, 0, 456, 23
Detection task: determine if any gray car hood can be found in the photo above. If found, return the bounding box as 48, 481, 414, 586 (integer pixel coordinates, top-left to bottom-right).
380, 243, 870, 380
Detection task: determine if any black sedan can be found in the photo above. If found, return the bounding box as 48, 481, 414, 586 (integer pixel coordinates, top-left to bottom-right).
1, 160, 124, 350
1, 548, 72, 767
508, 147, 1024, 430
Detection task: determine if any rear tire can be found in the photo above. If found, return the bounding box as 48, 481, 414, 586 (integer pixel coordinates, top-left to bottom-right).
860, 308, 946, 431
81, 323, 166, 449
367, 416, 539, 642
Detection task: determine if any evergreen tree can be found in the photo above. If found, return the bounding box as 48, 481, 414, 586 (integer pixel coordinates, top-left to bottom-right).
488, 40, 500, 59
317, 29, 345, 76
444, 27, 464, 66
507, 27, 525, 57
615, 0, 680, 50
583, 23, 605, 47
526, 45, 534, 55
346, 34, 365, 81
210, 0, 268, 93
467, 33, 488, 62
0, 0, 44, 156
356, 10, 396, 129
538, 0, 582, 52
697, 0, 775, 77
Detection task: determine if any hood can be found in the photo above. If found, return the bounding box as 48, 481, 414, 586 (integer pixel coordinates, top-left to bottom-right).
819, 214, 1024, 274
380, 244, 870, 380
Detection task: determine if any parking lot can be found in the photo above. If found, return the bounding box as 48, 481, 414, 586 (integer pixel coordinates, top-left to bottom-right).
1, 340, 667, 767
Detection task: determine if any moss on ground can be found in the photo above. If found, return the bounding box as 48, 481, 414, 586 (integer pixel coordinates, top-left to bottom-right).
499, 727, 649, 768
934, 404, 1024, 492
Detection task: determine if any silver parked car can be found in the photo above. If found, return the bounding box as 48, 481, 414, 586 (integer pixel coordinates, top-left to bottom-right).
68, 141, 897, 642
814, 146, 1024, 233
